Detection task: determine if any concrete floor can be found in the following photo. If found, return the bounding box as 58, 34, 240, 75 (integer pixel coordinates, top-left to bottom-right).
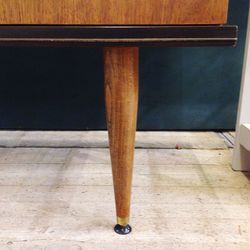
0, 131, 249, 250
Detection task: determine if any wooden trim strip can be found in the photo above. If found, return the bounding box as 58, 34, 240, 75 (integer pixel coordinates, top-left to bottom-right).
0, 25, 238, 47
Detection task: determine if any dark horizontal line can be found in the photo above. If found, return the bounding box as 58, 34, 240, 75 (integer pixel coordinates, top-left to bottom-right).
0, 25, 238, 47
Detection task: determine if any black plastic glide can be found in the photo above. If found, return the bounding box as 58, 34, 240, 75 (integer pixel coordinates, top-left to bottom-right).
114, 224, 132, 235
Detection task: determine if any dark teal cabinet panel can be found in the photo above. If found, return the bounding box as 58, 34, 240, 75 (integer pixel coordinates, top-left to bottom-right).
0, 0, 248, 130
139, 0, 249, 130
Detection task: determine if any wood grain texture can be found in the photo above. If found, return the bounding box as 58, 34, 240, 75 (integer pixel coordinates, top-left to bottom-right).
0, 0, 229, 25
104, 47, 139, 221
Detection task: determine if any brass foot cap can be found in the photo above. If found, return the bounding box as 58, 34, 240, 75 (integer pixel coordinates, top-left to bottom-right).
114, 224, 132, 235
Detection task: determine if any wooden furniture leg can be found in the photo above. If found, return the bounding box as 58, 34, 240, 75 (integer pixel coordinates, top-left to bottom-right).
104, 47, 139, 234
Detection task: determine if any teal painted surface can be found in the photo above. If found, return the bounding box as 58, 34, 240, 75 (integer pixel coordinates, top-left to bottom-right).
0, 0, 248, 130
139, 0, 249, 130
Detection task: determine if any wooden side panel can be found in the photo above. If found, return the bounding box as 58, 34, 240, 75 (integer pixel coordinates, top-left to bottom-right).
0, 0, 229, 25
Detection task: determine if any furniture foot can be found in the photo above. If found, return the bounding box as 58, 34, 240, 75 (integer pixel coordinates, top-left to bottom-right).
104, 47, 139, 234
114, 224, 132, 235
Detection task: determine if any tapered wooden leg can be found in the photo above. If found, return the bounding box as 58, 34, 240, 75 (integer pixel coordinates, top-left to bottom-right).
104, 47, 139, 234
